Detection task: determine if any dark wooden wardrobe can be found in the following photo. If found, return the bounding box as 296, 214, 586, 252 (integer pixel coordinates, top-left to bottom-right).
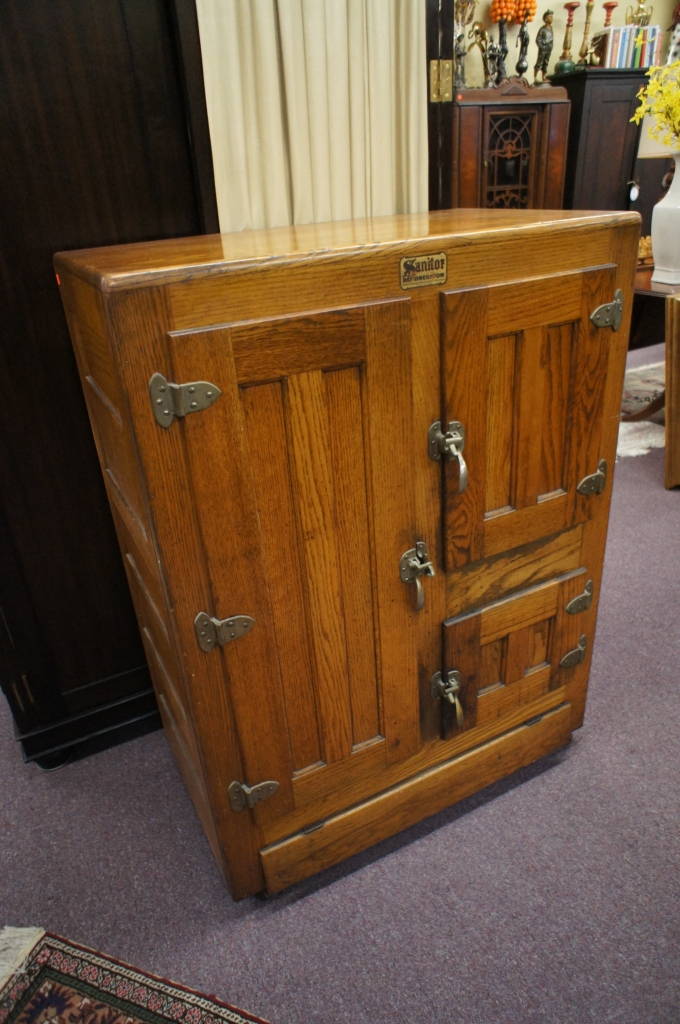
0, 0, 218, 764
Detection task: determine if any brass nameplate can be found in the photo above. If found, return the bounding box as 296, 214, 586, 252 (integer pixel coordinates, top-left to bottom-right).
400, 253, 447, 290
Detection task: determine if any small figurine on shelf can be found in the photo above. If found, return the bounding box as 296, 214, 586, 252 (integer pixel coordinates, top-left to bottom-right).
515, 1, 537, 77
454, 32, 467, 87
468, 21, 494, 85
489, 0, 514, 83
533, 9, 555, 81
454, 0, 477, 88
553, 1, 581, 75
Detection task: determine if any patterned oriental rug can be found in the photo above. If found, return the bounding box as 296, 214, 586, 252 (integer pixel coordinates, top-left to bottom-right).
617, 361, 666, 459
0, 930, 269, 1024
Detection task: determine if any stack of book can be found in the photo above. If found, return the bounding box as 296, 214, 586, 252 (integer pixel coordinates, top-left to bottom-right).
590, 24, 665, 68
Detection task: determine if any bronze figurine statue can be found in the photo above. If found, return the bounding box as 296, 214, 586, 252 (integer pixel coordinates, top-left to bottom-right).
533, 9, 554, 83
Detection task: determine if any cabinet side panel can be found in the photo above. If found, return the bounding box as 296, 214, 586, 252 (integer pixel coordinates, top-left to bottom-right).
106, 287, 265, 900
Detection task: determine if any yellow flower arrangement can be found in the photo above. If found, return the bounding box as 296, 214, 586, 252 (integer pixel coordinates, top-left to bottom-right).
631, 61, 680, 149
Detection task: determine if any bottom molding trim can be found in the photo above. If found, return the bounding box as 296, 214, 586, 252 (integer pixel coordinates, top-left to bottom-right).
260, 703, 572, 893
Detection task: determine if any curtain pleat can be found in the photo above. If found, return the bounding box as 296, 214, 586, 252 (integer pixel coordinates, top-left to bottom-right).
196, 0, 427, 232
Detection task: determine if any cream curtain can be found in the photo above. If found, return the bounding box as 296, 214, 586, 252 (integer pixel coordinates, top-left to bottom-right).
195, 0, 428, 232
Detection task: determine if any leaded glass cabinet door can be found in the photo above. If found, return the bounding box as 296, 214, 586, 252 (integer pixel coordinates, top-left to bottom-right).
483, 107, 537, 208
448, 83, 569, 210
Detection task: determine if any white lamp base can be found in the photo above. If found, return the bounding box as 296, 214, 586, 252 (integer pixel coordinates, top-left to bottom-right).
651, 154, 680, 286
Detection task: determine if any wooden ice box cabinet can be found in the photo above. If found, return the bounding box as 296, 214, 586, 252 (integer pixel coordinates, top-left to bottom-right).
55, 209, 639, 899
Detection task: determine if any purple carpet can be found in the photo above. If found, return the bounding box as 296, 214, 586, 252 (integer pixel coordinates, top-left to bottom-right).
1, 344, 678, 1024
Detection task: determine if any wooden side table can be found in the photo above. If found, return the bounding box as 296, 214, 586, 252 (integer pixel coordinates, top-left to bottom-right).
666, 295, 680, 488
628, 268, 680, 488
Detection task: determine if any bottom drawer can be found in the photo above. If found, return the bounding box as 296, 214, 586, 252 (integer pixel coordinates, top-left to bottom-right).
260, 702, 572, 893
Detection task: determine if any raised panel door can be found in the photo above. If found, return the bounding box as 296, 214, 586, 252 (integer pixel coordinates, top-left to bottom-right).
440, 265, 618, 571
166, 298, 432, 838
441, 570, 594, 738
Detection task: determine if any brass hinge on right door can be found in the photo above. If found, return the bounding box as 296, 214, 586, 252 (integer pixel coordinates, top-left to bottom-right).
429, 60, 453, 102
228, 779, 279, 812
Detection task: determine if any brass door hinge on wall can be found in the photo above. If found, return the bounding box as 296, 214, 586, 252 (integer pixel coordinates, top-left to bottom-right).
429, 59, 453, 103
149, 372, 221, 428
228, 779, 279, 812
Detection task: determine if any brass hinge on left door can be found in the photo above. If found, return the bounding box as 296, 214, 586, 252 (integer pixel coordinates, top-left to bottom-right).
194, 612, 255, 652
149, 372, 221, 428
429, 60, 453, 103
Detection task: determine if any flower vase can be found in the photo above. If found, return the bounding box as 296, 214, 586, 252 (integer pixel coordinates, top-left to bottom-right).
651, 154, 680, 285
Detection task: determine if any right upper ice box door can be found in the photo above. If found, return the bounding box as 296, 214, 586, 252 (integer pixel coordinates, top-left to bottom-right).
439, 265, 624, 572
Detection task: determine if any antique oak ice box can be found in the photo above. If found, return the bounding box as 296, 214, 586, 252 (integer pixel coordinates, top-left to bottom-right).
55, 209, 639, 898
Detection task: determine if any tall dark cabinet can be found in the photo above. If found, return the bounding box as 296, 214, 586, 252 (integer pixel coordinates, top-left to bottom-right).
0, 0, 218, 764
550, 67, 664, 230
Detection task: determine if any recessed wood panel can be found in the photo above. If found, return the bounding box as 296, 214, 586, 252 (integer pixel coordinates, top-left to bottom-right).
240, 382, 322, 774
445, 574, 584, 737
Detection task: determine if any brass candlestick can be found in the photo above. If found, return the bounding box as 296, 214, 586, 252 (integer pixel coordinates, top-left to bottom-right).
554, 1, 581, 74
578, 0, 595, 63
602, 1, 618, 26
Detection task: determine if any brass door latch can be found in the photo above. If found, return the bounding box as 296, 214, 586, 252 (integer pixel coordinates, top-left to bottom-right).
400, 541, 436, 611
428, 420, 469, 494
431, 669, 465, 730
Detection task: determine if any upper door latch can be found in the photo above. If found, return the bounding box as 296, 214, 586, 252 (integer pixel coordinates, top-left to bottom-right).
428, 420, 469, 493
400, 540, 436, 611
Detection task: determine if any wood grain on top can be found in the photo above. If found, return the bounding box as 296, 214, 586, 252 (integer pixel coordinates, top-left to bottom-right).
54, 208, 640, 290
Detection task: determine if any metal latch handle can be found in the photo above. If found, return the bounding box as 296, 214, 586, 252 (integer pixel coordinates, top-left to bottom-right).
399, 540, 436, 611
431, 669, 465, 729
428, 420, 469, 494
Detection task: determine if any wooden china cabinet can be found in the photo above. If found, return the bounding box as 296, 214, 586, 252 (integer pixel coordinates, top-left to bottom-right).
450, 80, 570, 209
55, 206, 639, 898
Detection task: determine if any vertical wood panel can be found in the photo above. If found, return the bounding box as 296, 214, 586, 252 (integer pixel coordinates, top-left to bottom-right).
442, 288, 489, 570
410, 295, 446, 745
570, 269, 615, 523
286, 371, 353, 764
112, 294, 264, 899
485, 333, 516, 513
479, 638, 505, 690
505, 624, 537, 684
325, 368, 381, 747
240, 382, 322, 773
536, 323, 573, 498
365, 299, 420, 761
169, 328, 295, 814
514, 326, 546, 508
443, 613, 479, 731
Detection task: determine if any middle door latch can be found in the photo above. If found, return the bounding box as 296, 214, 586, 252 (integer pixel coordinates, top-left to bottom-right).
400, 540, 436, 611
